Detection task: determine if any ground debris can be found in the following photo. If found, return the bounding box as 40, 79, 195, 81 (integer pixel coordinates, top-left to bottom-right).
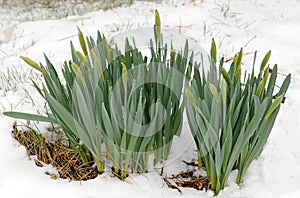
182, 159, 198, 167
174, 175, 209, 191
34, 158, 43, 167
163, 160, 209, 193
163, 177, 182, 194
169, 169, 196, 179
12, 124, 101, 181
45, 171, 58, 179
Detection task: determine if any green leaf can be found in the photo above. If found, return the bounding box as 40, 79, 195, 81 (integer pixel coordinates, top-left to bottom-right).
154, 9, 161, 43
91, 50, 105, 81
102, 35, 111, 63
209, 83, 220, 103
255, 79, 264, 96
233, 48, 243, 80
20, 56, 45, 75
185, 88, 197, 108
255, 67, 269, 96
3, 111, 58, 123
277, 74, 291, 96
45, 92, 91, 145
264, 95, 283, 119
219, 67, 232, 87
266, 65, 277, 96
236, 48, 243, 67
75, 50, 85, 62
260, 50, 271, 72
121, 62, 128, 92
77, 27, 88, 56
155, 9, 161, 28
211, 38, 217, 64
220, 77, 227, 104
71, 61, 85, 83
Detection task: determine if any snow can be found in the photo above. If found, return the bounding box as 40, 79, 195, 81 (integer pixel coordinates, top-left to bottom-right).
1, 0, 300, 197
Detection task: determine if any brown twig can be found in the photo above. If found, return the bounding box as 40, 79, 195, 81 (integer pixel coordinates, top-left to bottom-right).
160, 165, 164, 176
163, 177, 182, 194
225, 51, 254, 63
182, 159, 198, 166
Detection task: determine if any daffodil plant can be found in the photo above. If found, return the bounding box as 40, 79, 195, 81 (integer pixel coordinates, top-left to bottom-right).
185, 39, 290, 195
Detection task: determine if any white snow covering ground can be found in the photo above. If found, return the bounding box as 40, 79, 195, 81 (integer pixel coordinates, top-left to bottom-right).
1, 0, 300, 197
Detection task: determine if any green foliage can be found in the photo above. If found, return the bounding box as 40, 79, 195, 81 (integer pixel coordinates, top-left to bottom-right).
5, 10, 189, 177
19, 56, 45, 75
3, 11, 290, 194
185, 41, 290, 195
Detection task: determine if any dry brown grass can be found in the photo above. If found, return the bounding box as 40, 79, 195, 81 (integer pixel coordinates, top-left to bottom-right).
12, 122, 100, 181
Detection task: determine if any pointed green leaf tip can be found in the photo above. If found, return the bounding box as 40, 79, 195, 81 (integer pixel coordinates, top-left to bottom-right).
20, 56, 45, 75
185, 88, 197, 108
260, 50, 271, 72
77, 27, 88, 56
121, 62, 128, 92
75, 50, 85, 62
234, 48, 243, 80
237, 48, 243, 66
209, 84, 220, 103
255, 67, 269, 96
154, 9, 161, 43
219, 67, 232, 87
71, 61, 85, 83
264, 95, 283, 119
211, 38, 217, 64
102, 34, 111, 63
255, 80, 264, 96
220, 77, 227, 104
155, 9, 161, 28
91, 50, 105, 81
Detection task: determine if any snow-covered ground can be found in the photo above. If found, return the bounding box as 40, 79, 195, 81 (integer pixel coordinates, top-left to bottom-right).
1, 0, 300, 197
